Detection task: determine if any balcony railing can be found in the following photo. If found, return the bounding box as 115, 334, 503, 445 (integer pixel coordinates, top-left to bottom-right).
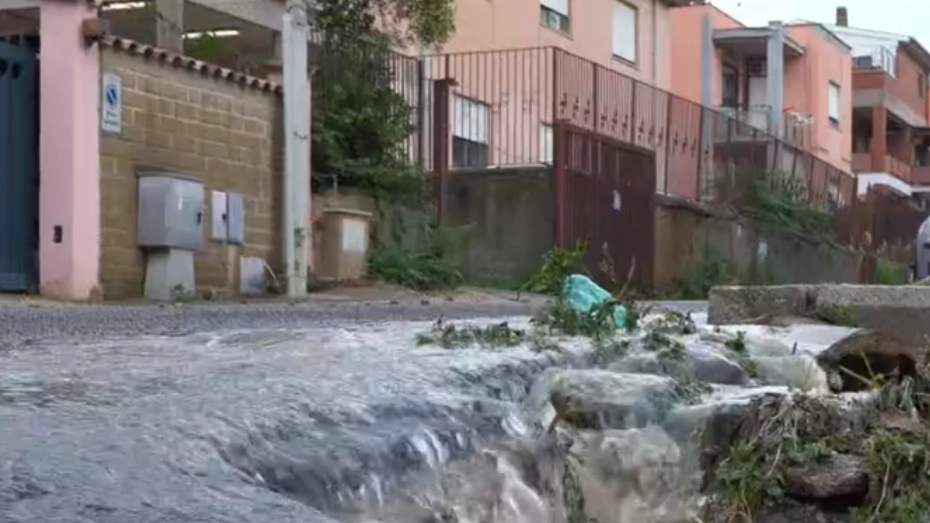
718, 106, 769, 136
717, 105, 809, 149
913, 165, 930, 185
852, 46, 896, 77
884, 155, 912, 181
852, 152, 914, 183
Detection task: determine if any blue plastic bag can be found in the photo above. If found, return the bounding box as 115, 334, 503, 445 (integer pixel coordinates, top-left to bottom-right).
563, 274, 627, 328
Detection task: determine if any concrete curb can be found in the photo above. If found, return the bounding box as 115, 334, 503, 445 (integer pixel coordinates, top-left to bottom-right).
708, 284, 930, 344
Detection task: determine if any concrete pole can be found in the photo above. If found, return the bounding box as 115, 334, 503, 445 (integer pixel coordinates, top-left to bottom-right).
699, 10, 714, 199
700, 11, 712, 108
766, 21, 785, 139
155, 0, 184, 52
282, 0, 310, 296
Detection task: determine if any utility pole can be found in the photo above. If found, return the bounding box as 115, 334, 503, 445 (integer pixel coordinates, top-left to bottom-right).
155, 0, 184, 52
282, 0, 310, 297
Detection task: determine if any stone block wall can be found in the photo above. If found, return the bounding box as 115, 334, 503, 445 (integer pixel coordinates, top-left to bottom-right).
443, 167, 555, 286
98, 45, 282, 299
653, 195, 864, 293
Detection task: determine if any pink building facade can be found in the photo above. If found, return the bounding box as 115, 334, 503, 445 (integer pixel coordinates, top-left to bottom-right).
403, 0, 687, 183
669, 3, 853, 173
438, 0, 679, 90
39, 0, 101, 300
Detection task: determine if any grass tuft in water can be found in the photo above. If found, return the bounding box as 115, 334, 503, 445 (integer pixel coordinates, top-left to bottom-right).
708, 372, 930, 523
531, 297, 620, 341
415, 317, 526, 349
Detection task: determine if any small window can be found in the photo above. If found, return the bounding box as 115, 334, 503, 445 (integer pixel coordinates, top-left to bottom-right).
828, 81, 841, 125
452, 94, 490, 169
540, 0, 570, 33
539, 123, 554, 164
612, 1, 638, 63
920, 73, 926, 99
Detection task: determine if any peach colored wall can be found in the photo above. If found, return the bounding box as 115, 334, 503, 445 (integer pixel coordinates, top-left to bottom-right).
784, 25, 852, 172
892, 49, 930, 122
410, 0, 675, 177
39, 0, 102, 300
669, 4, 743, 105
667, 8, 853, 172
436, 0, 672, 89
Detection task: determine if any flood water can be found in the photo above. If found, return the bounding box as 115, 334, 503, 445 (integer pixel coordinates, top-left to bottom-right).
0, 309, 856, 523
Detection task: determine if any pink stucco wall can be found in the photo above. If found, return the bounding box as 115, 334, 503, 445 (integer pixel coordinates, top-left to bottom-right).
783, 24, 852, 172
669, 4, 742, 106
410, 0, 675, 170
437, 0, 672, 89
39, 0, 101, 300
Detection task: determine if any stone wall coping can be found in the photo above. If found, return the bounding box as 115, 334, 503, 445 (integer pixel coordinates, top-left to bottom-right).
99, 36, 282, 95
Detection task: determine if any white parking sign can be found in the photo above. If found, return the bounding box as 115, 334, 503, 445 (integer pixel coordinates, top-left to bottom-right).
101, 72, 122, 133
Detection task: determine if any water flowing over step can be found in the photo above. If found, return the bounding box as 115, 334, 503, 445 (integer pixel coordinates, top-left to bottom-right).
0, 308, 865, 522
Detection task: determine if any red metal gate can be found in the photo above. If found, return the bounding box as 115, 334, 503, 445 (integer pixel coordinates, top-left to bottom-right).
554, 121, 656, 292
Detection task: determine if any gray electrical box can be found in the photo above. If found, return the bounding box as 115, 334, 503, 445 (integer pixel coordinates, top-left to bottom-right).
137, 173, 205, 251
227, 192, 245, 245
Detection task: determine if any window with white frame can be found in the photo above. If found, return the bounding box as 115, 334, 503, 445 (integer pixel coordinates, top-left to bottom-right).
452, 94, 490, 169
612, 1, 637, 63
540, 0, 570, 33
828, 81, 841, 125
539, 123, 554, 164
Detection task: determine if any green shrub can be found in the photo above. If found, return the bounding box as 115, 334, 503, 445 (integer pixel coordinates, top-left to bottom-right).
721, 170, 836, 243
675, 245, 736, 299
874, 257, 910, 285
521, 242, 588, 296
368, 224, 467, 291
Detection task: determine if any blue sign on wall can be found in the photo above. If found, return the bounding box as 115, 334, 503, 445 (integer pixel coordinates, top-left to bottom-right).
101, 72, 122, 133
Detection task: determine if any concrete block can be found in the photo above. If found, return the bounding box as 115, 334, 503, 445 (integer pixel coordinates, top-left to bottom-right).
708, 284, 930, 345
707, 285, 815, 325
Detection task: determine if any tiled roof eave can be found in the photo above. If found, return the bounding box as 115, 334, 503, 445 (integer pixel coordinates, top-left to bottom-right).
99, 36, 283, 95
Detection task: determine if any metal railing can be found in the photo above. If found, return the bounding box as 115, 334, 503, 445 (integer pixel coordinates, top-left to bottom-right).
717, 105, 811, 150
718, 106, 770, 135
420, 46, 856, 209
302, 39, 857, 211
852, 46, 896, 77
309, 27, 426, 171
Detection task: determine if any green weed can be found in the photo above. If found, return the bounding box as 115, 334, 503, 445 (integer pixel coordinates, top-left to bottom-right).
521, 242, 588, 296
368, 224, 467, 291
676, 245, 736, 299
724, 331, 747, 354
415, 317, 526, 349
735, 170, 836, 242
812, 303, 858, 327
713, 440, 785, 521
642, 330, 686, 361
875, 257, 910, 285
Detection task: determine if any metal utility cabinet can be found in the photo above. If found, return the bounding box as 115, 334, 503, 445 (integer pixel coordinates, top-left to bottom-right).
137, 173, 205, 301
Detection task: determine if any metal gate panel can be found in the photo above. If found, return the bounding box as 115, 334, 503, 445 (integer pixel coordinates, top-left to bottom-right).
0, 40, 38, 292
555, 122, 656, 292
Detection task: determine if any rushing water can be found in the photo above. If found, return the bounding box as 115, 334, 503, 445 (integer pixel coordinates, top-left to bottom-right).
0, 311, 857, 523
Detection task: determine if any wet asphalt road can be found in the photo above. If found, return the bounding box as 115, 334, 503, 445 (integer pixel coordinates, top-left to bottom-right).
0, 299, 706, 347
0, 299, 706, 523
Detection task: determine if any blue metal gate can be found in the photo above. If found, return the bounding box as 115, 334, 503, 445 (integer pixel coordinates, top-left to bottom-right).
0, 39, 38, 292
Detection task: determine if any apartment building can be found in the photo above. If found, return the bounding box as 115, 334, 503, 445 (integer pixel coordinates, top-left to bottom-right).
440, 0, 682, 90
421, 0, 690, 171
824, 8, 930, 203
669, 2, 853, 172
67, 0, 685, 170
